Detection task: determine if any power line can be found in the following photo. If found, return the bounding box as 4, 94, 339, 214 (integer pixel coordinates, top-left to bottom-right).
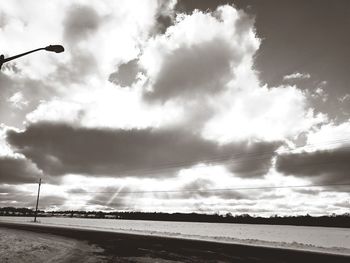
62, 183, 350, 195
29, 138, 350, 183
54, 141, 350, 178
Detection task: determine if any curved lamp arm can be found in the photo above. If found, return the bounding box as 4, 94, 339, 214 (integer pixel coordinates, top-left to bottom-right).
0, 45, 64, 70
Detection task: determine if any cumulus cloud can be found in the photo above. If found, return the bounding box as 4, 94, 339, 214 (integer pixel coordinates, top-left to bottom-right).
140, 6, 258, 103
283, 72, 311, 81
138, 6, 325, 144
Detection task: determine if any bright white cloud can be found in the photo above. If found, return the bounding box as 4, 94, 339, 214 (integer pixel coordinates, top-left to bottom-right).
7, 91, 28, 109
203, 85, 327, 143
305, 120, 350, 151
283, 72, 311, 81
0, 125, 14, 157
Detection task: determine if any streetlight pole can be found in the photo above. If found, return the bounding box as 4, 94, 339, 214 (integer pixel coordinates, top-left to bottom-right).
0, 45, 64, 70
0, 44, 64, 222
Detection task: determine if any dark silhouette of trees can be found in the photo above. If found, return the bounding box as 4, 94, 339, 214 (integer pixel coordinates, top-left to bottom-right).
1, 207, 349, 228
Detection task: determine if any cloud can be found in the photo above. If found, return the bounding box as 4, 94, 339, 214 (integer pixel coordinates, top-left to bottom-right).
138, 5, 325, 144
7, 122, 279, 178
63, 5, 102, 44
283, 72, 311, 81
305, 121, 350, 151
109, 59, 140, 87
140, 6, 259, 103
0, 0, 170, 127
293, 188, 321, 195
338, 94, 350, 103
276, 147, 350, 185
202, 85, 326, 143
143, 38, 238, 102
0, 71, 58, 127
0, 156, 42, 184
153, 0, 177, 34
1, 1, 345, 214
86, 186, 134, 210
177, 178, 248, 200
0, 190, 66, 209
7, 92, 28, 110
225, 141, 279, 177
66, 188, 88, 194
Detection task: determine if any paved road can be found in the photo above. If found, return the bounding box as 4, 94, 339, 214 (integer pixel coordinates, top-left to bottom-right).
0, 221, 349, 263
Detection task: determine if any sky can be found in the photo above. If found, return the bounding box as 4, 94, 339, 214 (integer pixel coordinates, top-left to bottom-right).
0, 0, 349, 216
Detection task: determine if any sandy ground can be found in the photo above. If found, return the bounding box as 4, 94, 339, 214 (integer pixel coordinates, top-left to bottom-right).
0, 228, 106, 263
1, 223, 350, 263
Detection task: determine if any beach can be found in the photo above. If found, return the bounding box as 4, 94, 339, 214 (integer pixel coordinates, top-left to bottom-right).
1, 221, 350, 263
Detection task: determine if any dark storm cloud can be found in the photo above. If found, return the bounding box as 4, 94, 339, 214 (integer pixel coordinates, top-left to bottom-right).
7, 122, 279, 178
276, 147, 350, 184
109, 59, 140, 87
144, 38, 240, 102
226, 142, 279, 177
63, 5, 101, 43
0, 156, 41, 184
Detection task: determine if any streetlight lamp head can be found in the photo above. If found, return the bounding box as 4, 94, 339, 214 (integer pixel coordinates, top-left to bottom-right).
45, 45, 64, 53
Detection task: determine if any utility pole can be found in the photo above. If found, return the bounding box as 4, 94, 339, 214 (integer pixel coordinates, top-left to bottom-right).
34, 178, 42, 223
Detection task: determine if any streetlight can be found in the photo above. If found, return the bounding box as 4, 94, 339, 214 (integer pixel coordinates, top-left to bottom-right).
0, 44, 64, 70
0, 44, 64, 222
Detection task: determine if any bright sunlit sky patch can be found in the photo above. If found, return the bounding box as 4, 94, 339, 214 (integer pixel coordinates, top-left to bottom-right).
0, 0, 349, 216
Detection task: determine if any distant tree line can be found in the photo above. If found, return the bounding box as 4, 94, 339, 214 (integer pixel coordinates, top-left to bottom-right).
1, 207, 349, 228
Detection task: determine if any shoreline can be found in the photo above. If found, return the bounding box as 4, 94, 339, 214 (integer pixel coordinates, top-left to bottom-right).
1, 221, 349, 263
